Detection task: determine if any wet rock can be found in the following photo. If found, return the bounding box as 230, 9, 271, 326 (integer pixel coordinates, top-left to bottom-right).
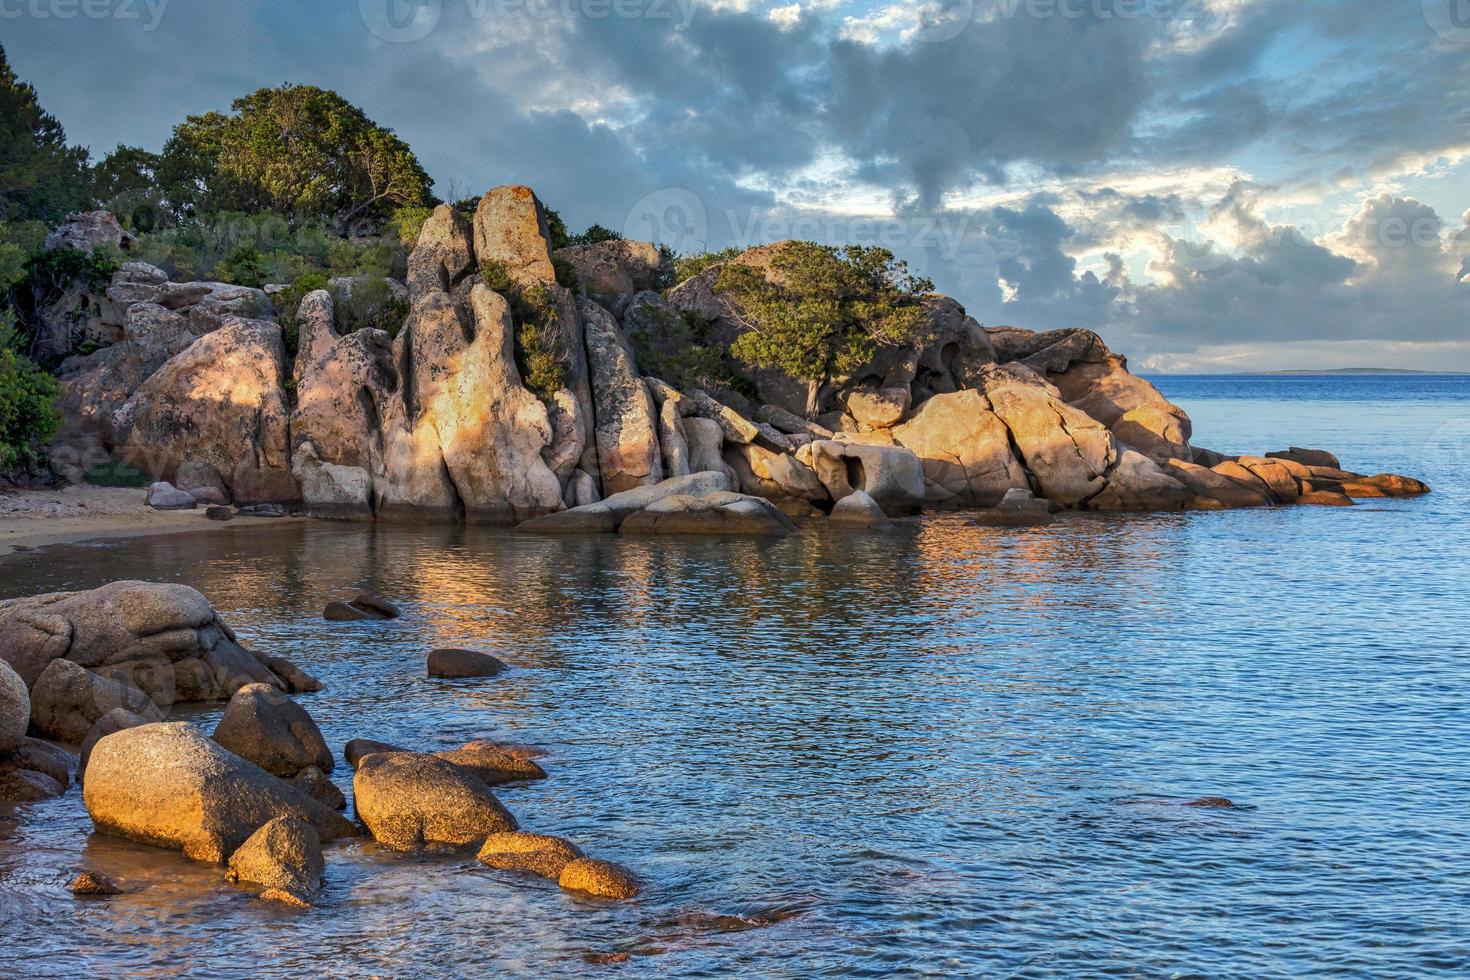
211, 683, 334, 778
620, 492, 798, 536
205, 506, 234, 522
1183, 797, 1235, 808
79, 708, 150, 778
0, 659, 27, 754
0, 583, 301, 706
1297, 490, 1356, 507
559, 857, 641, 900
291, 765, 346, 811
71, 871, 124, 896
971, 487, 1054, 527
324, 593, 400, 622
1355, 473, 1430, 496
0, 766, 64, 803
258, 656, 321, 694
344, 738, 408, 770
478, 831, 583, 880
11, 737, 71, 789
353, 751, 517, 852
235, 503, 290, 518
226, 815, 324, 907
828, 490, 892, 529
145, 482, 196, 511
427, 650, 507, 679
29, 658, 162, 745
517, 472, 735, 533
83, 722, 358, 863
1267, 447, 1339, 469
437, 740, 548, 786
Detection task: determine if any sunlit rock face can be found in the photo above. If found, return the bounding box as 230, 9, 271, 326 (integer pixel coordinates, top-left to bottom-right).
40, 208, 1428, 519
113, 317, 296, 504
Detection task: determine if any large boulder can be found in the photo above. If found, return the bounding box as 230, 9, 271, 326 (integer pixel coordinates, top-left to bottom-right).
28, 658, 162, 744
580, 296, 664, 494
555, 240, 668, 301
211, 684, 334, 778
1087, 450, 1193, 511
559, 857, 641, 900
620, 491, 799, 536
976, 366, 1116, 508
113, 317, 297, 504
406, 205, 475, 299
723, 442, 829, 507
478, 831, 584, 880
353, 751, 517, 852
226, 815, 324, 908
473, 185, 556, 287
891, 390, 1030, 508
0, 582, 310, 706
83, 722, 357, 863
46, 210, 135, 254
436, 740, 547, 785
828, 489, 892, 529
79, 707, 150, 777
807, 441, 925, 515
0, 659, 27, 755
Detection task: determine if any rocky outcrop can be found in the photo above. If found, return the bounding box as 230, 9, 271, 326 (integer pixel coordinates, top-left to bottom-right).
555, 240, 668, 302
807, 441, 926, 515
581, 296, 664, 494
619, 491, 799, 536
114, 317, 297, 504
976, 366, 1116, 507
83, 722, 357, 863
891, 390, 1029, 508
46, 210, 136, 254
516, 472, 735, 533
211, 684, 334, 778
353, 751, 518, 852
473, 185, 556, 286
0, 582, 313, 707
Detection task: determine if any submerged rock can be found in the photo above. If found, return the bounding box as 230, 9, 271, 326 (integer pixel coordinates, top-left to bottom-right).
478, 831, 584, 880
620, 491, 798, 536
84, 722, 357, 863
427, 649, 507, 679
71, 871, 124, 896
353, 751, 517, 852
323, 593, 401, 622
971, 487, 1054, 527
436, 740, 548, 785
559, 857, 641, 900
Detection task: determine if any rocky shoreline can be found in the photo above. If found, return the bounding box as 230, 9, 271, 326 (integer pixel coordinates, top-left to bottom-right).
0, 581, 638, 907
37, 192, 1429, 536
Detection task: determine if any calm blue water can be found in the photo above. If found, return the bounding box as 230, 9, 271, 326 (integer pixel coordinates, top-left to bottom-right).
1, 375, 1467, 977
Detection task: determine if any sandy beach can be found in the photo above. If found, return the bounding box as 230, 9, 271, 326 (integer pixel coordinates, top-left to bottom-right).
0, 485, 306, 557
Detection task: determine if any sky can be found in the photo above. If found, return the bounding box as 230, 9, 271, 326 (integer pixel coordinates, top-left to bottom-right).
3, 0, 1468, 371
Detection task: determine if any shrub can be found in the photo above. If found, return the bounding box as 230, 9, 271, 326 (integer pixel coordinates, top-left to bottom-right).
213, 243, 268, 287
334, 277, 408, 337
390, 205, 433, 247
0, 313, 62, 472
551, 256, 579, 290
480, 261, 566, 397
81, 455, 152, 488
630, 304, 748, 396
671, 247, 740, 287
566, 223, 623, 247
275, 272, 330, 358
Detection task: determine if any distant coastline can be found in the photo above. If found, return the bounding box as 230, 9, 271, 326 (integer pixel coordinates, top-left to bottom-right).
1145, 368, 1468, 377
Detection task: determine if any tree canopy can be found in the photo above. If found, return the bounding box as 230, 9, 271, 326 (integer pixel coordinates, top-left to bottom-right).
155, 84, 433, 228
717, 242, 935, 416
0, 45, 91, 224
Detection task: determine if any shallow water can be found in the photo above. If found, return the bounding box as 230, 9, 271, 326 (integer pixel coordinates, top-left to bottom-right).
1, 375, 1468, 977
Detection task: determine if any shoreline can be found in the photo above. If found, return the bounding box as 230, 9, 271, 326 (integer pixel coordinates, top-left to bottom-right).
0, 486, 307, 558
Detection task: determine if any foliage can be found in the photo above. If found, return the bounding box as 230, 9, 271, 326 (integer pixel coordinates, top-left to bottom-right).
0, 45, 92, 224
716, 242, 934, 416
156, 84, 433, 227
213, 243, 269, 288
543, 207, 571, 250
0, 220, 47, 294
274, 272, 329, 358
0, 312, 62, 472
566, 223, 623, 247
92, 145, 167, 232
481, 259, 566, 397
334, 277, 408, 338
551, 256, 579, 290
4, 245, 120, 364
389, 204, 433, 247
629, 305, 746, 396
81, 455, 152, 488
672, 247, 740, 287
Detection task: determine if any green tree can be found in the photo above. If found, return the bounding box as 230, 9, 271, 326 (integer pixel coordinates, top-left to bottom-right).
91, 145, 167, 231
0, 312, 62, 472
156, 85, 433, 227
0, 45, 92, 224
716, 242, 934, 417
567, 223, 623, 247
